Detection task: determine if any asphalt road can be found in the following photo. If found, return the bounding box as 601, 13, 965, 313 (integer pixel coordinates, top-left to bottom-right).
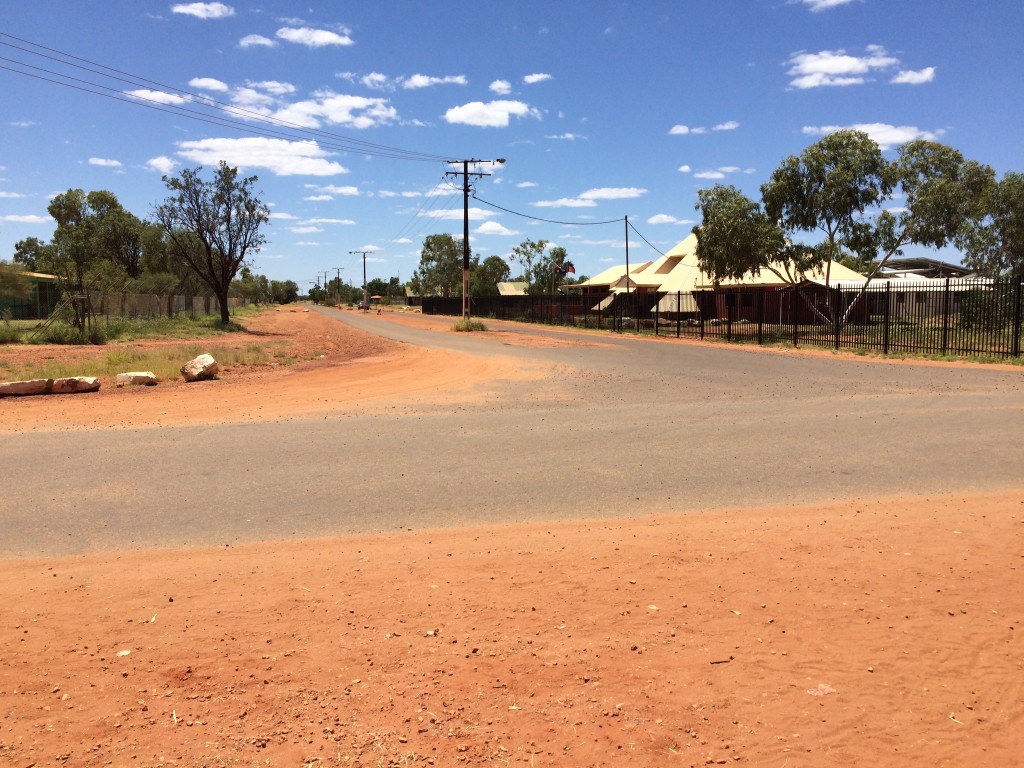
4, 309, 1023, 558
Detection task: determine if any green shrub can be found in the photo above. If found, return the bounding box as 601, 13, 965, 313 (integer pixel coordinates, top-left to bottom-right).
452, 318, 488, 332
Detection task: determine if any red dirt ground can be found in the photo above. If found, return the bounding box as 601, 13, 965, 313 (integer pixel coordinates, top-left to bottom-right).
1, 308, 1022, 767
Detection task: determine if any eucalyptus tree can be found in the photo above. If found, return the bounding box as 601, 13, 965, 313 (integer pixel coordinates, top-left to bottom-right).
761, 129, 892, 280
510, 238, 549, 293
692, 184, 787, 285
154, 162, 271, 324
870, 141, 994, 280
410, 234, 462, 297
12, 236, 53, 272
46, 189, 136, 328
957, 171, 1023, 278
470, 254, 511, 296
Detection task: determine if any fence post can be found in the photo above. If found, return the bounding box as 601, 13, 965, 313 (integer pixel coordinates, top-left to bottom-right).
677, 292, 682, 338
883, 282, 891, 354
941, 278, 951, 354
792, 287, 799, 347
700, 295, 705, 340
833, 288, 841, 350
757, 287, 764, 345
1013, 277, 1023, 358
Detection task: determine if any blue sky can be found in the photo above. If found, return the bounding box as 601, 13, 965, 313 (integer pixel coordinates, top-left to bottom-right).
2, 1, 1022, 287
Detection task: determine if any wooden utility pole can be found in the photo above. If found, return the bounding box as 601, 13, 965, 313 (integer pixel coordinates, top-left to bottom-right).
349, 250, 371, 309
445, 158, 505, 321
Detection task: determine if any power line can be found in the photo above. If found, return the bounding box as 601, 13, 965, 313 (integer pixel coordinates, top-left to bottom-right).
383, 175, 462, 248
472, 193, 624, 226
0, 32, 452, 163
627, 219, 666, 257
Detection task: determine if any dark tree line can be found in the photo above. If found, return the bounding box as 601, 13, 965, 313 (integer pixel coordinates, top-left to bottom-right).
8, 162, 287, 329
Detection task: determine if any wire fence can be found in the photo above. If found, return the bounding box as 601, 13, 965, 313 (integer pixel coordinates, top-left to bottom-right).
423, 278, 1024, 359
1, 291, 247, 322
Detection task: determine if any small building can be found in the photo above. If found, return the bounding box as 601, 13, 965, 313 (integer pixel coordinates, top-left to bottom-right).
0, 272, 60, 320
497, 281, 528, 296
874, 257, 974, 280
568, 233, 870, 323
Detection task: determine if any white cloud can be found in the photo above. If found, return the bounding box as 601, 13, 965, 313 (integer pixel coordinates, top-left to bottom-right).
402, 74, 467, 89
296, 241, 320, 246
516, 181, 538, 188
579, 187, 647, 200
713, 120, 740, 131
247, 80, 296, 95
0, 191, 26, 199
787, 45, 900, 89
647, 214, 692, 225
425, 183, 455, 197
189, 77, 229, 92
290, 225, 323, 234
546, 133, 585, 140
1, 214, 50, 224
489, 79, 511, 95
171, 2, 234, 19
361, 72, 394, 91
523, 73, 552, 85
476, 221, 519, 236
267, 90, 398, 130
88, 157, 122, 168
9, 120, 38, 128
269, 211, 299, 220
276, 26, 354, 48
891, 67, 936, 85
422, 207, 496, 221
677, 164, 691, 173
444, 100, 540, 128
230, 87, 276, 111
802, 122, 942, 150
694, 170, 726, 179
304, 217, 355, 225
669, 124, 690, 135
240, 34, 276, 48
311, 184, 359, 196
304, 194, 333, 201
176, 137, 349, 175
393, 237, 413, 244
532, 198, 598, 208
800, 0, 856, 10
126, 89, 189, 105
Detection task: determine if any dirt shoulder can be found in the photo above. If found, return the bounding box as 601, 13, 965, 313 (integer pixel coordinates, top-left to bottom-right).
0, 308, 541, 431
2, 492, 1021, 767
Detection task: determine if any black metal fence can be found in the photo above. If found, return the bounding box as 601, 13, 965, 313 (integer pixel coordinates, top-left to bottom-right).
423, 278, 1024, 359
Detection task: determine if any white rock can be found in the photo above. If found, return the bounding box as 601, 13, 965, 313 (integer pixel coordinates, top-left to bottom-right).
180, 354, 220, 382
116, 371, 158, 387
51, 377, 101, 394
0, 377, 101, 397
